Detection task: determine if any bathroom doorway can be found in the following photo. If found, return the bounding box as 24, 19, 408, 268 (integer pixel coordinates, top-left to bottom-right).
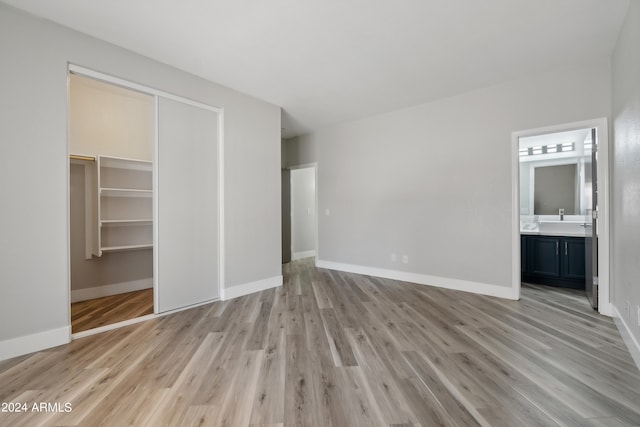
512, 118, 610, 315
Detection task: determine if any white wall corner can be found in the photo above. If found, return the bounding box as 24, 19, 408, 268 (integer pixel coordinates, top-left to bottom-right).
612, 305, 640, 371
315, 260, 517, 300
221, 275, 283, 301
0, 326, 71, 362
71, 278, 153, 303
292, 250, 316, 261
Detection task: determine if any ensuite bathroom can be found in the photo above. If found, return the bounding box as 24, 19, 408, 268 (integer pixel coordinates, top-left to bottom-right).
519, 127, 598, 308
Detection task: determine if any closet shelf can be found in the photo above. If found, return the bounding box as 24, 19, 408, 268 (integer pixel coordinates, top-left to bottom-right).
100, 188, 152, 198
101, 219, 152, 225
100, 156, 152, 171
101, 244, 153, 252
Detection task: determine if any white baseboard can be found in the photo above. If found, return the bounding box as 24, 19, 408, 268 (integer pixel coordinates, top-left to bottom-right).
221, 275, 283, 301
0, 326, 70, 362
292, 250, 316, 261
612, 305, 640, 371
71, 278, 153, 303
315, 259, 518, 300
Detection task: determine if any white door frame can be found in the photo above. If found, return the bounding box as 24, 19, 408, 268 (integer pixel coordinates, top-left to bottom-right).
288, 163, 318, 261
67, 64, 225, 338
511, 117, 611, 316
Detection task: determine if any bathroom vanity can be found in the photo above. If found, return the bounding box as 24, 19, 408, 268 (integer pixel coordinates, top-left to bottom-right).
520, 219, 587, 289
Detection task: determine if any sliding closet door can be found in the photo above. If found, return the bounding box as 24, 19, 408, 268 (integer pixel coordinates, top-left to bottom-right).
156, 97, 219, 313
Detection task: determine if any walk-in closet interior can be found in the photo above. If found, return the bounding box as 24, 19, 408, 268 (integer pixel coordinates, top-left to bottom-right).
69, 74, 154, 333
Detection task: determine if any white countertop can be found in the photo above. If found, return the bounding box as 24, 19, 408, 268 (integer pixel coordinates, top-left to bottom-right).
520, 220, 589, 237
520, 229, 587, 237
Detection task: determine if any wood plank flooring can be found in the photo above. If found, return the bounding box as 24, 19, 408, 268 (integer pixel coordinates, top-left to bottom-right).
71, 288, 154, 333
2, 258, 639, 426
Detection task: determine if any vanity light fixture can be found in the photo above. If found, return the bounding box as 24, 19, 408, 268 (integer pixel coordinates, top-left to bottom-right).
519, 142, 575, 157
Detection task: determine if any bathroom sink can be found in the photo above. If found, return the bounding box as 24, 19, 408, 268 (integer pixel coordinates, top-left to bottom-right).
537, 221, 587, 236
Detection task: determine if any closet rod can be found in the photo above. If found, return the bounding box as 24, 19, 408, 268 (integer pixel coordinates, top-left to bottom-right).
69, 154, 96, 162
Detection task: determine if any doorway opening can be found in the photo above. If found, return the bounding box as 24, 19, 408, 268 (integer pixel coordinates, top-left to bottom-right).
69, 73, 155, 333
282, 164, 317, 263
512, 118, 610, 315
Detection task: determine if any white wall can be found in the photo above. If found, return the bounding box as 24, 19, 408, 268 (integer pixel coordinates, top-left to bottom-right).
611, 0, 640, 365
0, 4, 281, 359
291, 167, 316, 259
283, 136, 316, 168
297, 60, 610, 297
70, 74, 154, 160
519, 162, 532, 215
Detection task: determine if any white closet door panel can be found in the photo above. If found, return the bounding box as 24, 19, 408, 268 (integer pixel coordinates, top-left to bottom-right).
157, 97, 219, 313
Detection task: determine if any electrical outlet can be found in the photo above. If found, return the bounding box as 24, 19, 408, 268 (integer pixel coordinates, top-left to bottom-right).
391, 253, 397, 263
402, 255, 409, 264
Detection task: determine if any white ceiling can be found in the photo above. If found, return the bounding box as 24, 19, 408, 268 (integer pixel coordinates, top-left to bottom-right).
3, 0, 630, 138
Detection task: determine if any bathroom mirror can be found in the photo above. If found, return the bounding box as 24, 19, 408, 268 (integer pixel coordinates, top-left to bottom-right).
519, 128, 592, 217
533, 163, 577, 214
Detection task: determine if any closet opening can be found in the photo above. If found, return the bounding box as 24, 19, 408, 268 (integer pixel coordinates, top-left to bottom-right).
69, 73, 155, 334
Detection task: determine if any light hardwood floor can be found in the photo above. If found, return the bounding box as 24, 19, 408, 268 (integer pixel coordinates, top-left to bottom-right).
1, 258, 639, 426
71, 288, 154, 333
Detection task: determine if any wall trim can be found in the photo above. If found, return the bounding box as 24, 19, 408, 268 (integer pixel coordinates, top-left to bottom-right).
612, 305, 640, 371
316, 260, 518, 300
292, 250, 316, 261
221, 275, 283, 301
71, 278, 153, 303
0, 326, 70, 362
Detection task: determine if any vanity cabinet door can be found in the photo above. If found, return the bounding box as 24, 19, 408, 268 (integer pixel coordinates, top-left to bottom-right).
522, 235, 585, 288
562, 238, 586, 281
528, 236, 561, 278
